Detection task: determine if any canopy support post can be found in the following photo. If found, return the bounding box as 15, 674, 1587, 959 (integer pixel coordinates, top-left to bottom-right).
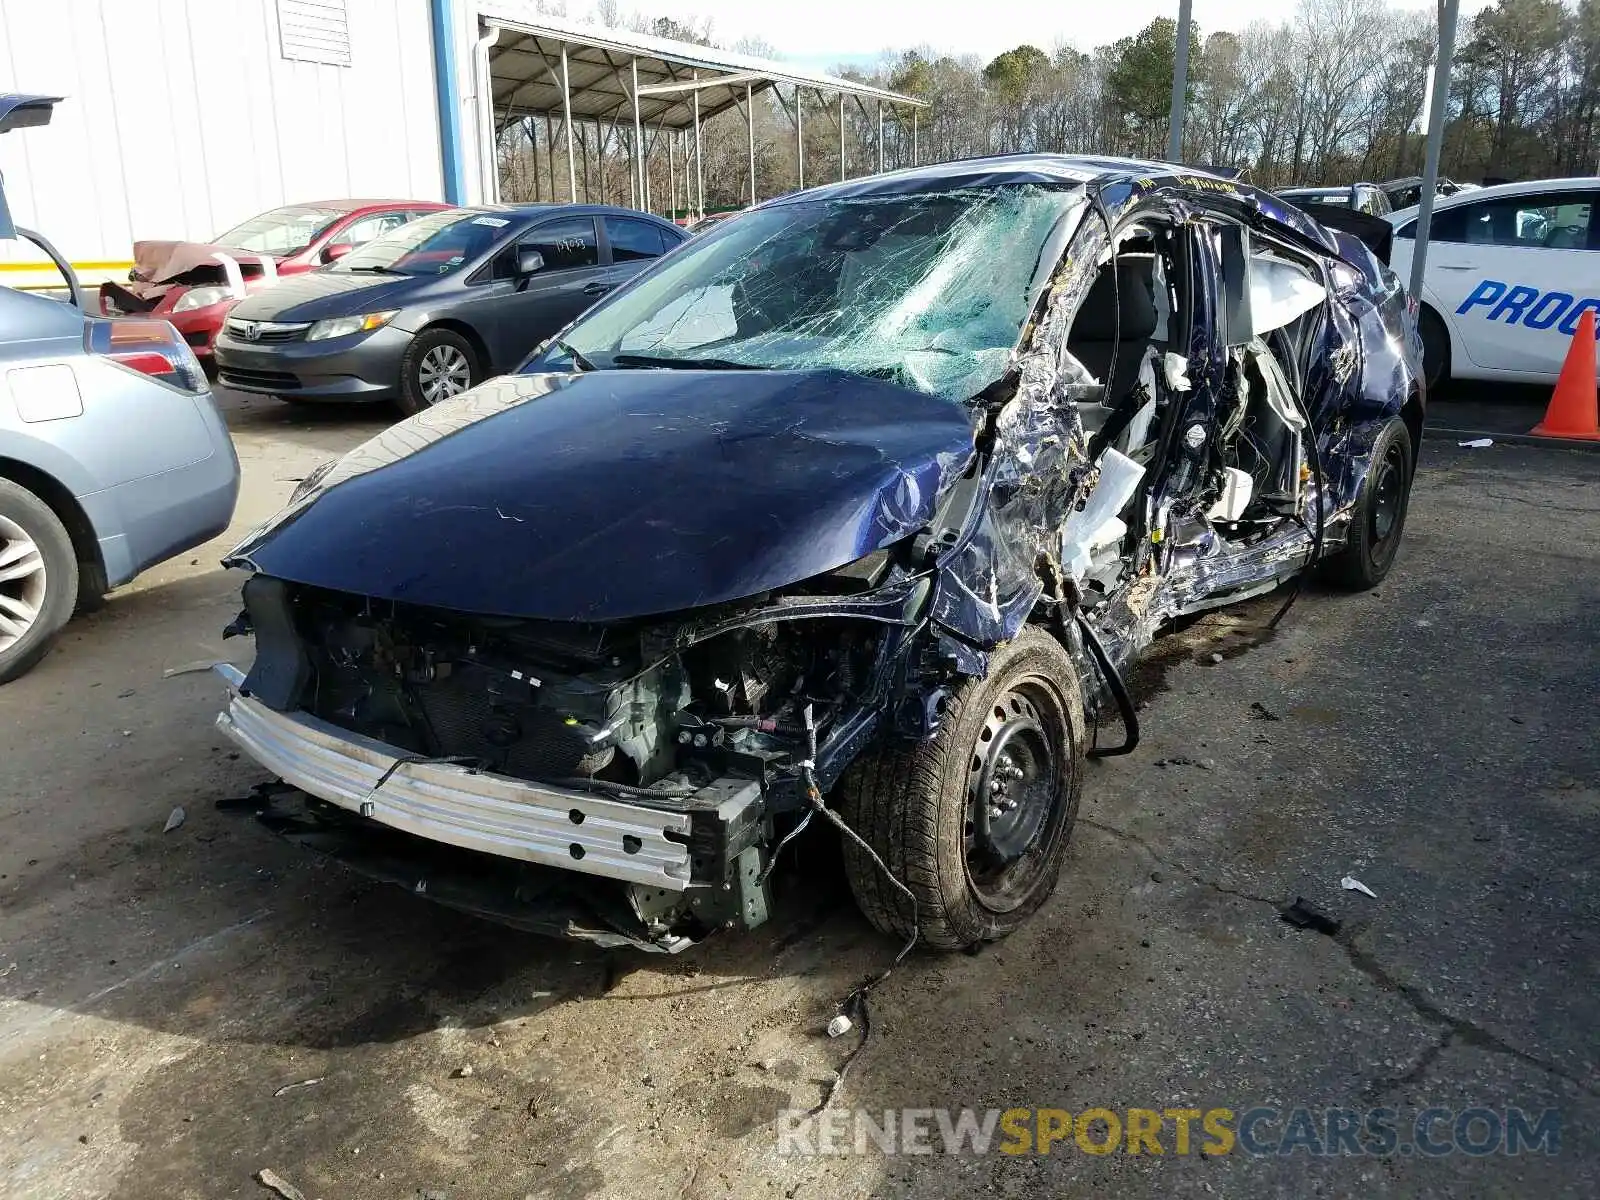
838, 92, 846, 181
631, 58, 645, 211
560, 45, 576, 201
543, 112, 556, 203
693, 72, 704, 219
795, 84, 804, 190
745, 83, 756, 206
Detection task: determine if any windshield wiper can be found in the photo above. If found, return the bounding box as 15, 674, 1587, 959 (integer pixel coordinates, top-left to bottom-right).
339, 264, 400, 275
553, 339, 597, 372
611, 353, 758, 371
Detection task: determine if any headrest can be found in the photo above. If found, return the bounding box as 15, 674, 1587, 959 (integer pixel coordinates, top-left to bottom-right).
1070, 256, 1158, 342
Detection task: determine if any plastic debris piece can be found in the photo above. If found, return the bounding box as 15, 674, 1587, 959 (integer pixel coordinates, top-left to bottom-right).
452, 1064, 474, 1078
255, 1169, 307, 1200
272, 1077, 323, 1097
163, 659, 228, 678
163, 807, 186, 833
826, 1014, 854, 1038
1280, 897, 1341, 936
1341, 875, 1377, 899
1457, 438, 1494, 448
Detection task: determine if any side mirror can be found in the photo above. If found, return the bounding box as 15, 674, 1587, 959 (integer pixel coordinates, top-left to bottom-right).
516, 247, 546, 276
322, 241, 354, 263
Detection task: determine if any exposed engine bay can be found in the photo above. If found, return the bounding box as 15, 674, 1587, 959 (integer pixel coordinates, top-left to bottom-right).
229, 560, 916, 950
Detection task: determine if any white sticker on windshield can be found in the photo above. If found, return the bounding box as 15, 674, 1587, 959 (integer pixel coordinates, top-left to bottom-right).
472, 216, 510, 227
447, 255, 465, 265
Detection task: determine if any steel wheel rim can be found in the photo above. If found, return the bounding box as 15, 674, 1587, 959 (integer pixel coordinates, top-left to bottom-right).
1371, 442, 1406, 543
964, 682, 1065, 912
0, 514, 47, 653
418, 344, 471, 404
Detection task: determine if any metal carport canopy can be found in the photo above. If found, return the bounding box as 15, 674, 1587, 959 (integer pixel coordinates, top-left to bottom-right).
472, 3, 926, 213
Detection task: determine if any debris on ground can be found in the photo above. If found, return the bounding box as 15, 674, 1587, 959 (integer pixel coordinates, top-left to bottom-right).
1457, 438, 1494, 448
272, 1077, 323, 1097
826, 1015, 854, 1039
1280, 897, 1341, 936
1340, 875, 1377, 898
1156, 755, 1216, 770
254, 1168, 307, 1200
1249, 701, 1283, 721
1210, 652, 1225, 664
162, 807, 186, 833
452, 1064, 474, 1078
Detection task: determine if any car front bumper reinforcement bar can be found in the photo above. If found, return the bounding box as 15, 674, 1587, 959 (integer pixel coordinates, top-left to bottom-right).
213, 664, 692, 891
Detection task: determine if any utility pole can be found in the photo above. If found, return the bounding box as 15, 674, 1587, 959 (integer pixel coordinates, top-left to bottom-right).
1410, 0, 1459, 303
1167, 0, 1193, 162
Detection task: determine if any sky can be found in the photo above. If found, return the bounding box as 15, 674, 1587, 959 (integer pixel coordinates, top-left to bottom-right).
597, 0, 1496, 73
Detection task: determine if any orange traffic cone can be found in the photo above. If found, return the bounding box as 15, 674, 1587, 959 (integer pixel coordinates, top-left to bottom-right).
1531, 308, 1600, 440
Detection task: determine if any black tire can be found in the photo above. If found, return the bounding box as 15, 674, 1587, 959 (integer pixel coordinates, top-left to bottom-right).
0, 479, 80, 685
1323, 416, 1414, 591
1419, 305, 1450, 394
835, 625, 1086, 950
397, 328, 481, 417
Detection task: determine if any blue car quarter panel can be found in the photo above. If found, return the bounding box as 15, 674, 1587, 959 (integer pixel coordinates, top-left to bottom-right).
78, 394, 241, 584
228, 369, 977, 621
1454, 279, 1600, 336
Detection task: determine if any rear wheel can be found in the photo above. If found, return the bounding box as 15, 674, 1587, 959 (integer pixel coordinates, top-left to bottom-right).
835, 626, 1085, 950
1323, 416, 1414, 591
1419, 305, 1451, 394
0, 479, 79, 685
397, 328, 480, 416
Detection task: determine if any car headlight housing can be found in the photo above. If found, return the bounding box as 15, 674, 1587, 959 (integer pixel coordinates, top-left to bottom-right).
171, 285, 234, 312
306, 311, 399, 341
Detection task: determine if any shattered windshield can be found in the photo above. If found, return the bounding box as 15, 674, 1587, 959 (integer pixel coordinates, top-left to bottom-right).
543, 186, 1085, 400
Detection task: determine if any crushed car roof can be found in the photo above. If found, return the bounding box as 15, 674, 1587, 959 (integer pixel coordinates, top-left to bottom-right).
760, 152, 1361, 270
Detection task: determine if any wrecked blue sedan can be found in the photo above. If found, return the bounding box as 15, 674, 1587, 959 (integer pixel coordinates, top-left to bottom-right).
216, 155, 1423, 952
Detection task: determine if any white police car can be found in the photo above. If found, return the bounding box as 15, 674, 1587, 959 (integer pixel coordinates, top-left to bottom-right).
1388, 177, 1599, 389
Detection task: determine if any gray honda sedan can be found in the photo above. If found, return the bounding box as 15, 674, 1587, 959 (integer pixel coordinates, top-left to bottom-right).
214, 204, 688, 414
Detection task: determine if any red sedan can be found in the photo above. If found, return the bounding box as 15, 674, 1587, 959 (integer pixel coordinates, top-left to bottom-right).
99, 199, 450, 363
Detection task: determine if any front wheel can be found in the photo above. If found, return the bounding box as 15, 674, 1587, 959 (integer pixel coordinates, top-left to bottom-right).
835, 625, 1086, 950
397, 328, 481, 416
0, 479, 80, 685
1323, 416, 1414, 591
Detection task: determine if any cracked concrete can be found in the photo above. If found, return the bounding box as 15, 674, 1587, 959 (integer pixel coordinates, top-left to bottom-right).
0, 403, 1596, 1198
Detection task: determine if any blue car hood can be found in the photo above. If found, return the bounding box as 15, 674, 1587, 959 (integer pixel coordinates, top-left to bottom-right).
228, 369, 977, 621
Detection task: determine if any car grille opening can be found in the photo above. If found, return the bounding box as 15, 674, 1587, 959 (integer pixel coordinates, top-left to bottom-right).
245, 328, 305, 344
224, 319, 309, 345
219, 367, 301, 390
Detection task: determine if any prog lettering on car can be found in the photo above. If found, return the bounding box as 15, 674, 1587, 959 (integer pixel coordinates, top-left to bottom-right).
1456, 279, 1600, 335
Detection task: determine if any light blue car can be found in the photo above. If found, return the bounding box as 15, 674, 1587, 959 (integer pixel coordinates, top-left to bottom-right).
0, 94, 240, 682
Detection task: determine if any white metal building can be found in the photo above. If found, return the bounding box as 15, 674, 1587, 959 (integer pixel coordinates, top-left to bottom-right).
0, 0, 444, 287
0, 0, 920, 289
